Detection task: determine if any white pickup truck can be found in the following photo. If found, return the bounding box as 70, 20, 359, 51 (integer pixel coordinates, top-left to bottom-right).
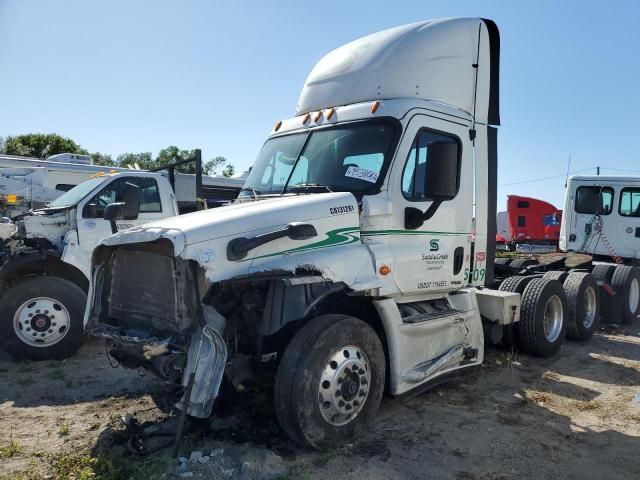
0, 167, 242, 360
84, 18, 639, 450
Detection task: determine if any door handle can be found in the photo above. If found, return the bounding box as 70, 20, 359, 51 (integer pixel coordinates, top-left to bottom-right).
453, 247, 464, 275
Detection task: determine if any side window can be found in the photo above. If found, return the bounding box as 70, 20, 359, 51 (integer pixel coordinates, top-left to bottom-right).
575, 186, 614, 215
517, 216, 526, 227
83, 177, 161, 218
517, 200, 530, 208
619, 188, 640, 217
401, 130, 460, 201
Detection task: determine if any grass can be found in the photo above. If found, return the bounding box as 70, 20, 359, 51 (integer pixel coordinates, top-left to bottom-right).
15, 376, 34, 387
58, 423, 71, 437
277, 462, 313, 480
11, 451, 170, 480
0, 440, 22, 459
48, 368, 66, 380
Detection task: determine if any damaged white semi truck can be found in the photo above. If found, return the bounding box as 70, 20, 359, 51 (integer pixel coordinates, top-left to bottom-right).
85, 18, 639, 449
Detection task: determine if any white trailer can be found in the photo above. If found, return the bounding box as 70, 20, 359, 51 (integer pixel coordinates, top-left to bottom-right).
83, 18, 639, 450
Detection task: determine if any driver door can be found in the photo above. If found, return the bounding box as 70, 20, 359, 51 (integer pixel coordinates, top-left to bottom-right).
71, 176, 166, 275
387, 115, 473, 295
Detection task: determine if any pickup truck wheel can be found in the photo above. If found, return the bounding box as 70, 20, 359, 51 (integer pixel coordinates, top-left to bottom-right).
0, 277, 87, 360
274, 314, 385, 450
563, 272, 599, 341
610, 266, 640, 324
518, 278, 568, 357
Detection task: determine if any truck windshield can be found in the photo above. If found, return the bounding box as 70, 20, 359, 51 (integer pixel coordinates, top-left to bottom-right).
239, 120, 397, 198
47, 177, 108, 208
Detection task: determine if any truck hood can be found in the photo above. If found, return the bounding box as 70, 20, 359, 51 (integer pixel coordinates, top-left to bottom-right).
101, 192, 381, 289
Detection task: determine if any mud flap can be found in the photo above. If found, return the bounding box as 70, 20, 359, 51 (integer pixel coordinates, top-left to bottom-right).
176, 305, 227, 418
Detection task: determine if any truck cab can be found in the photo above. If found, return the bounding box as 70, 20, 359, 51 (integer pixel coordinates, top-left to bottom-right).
560, 175, 640, 263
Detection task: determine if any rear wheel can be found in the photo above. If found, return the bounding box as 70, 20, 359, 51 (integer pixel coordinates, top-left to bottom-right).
543, 270, 569, 283
591, 264, 616, 282
610, 266, 640, 324
563, 273, 599, 341
510, 258, 538, 272
498, 276, 535, 349
0, 277, 87, 360
274, 314, 385, 449
518, 278, 568, 357
494, 257, 512, 266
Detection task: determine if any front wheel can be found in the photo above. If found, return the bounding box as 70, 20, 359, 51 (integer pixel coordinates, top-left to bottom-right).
274, 314, 385, 450
0, 277, 87, 360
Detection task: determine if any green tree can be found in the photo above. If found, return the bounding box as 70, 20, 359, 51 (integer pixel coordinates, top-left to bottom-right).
2, 133, 86, 159
222, 164, 236, 177
204, 156, 227, 175
90, 152, 116, 167
116, 152, 154, 169
155, 145, 197, 173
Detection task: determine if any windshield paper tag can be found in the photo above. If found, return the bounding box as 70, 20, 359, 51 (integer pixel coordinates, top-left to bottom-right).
345, 166, 379, 183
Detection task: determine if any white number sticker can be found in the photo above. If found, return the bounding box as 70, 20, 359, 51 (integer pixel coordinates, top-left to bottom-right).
344, 166, 379, 183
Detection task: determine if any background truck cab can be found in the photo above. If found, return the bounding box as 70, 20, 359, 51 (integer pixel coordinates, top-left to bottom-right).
0, 158, 242, 360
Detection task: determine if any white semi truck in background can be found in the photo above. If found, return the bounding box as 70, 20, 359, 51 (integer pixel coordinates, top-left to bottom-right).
0, 154, 243, 360
82, 18, 639, 450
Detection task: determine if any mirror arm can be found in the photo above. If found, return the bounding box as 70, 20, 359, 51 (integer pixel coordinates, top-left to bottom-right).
404, 200, 443, 230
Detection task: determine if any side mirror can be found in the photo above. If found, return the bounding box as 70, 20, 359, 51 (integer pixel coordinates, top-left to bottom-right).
405, 141, 459, 230
121, 182, 141, 220
422, 142, 459, 200
103, 182, 140, 233
103, 203, 126, 234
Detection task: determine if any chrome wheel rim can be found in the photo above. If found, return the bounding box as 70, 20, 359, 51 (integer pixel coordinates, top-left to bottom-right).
543, 295, 563, 342
583, 286, 597, 328
629, 278, 639, 313
318, 345, 371, 427
13, 297, 70, 347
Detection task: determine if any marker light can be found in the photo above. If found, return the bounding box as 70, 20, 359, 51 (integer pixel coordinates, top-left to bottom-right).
313, 111, 322, 122
326, 108, 335, 120
302, 113, 310, 125
371, 101, 380, 113
379, 265, 391, 276
6, 194, 17, 204
274, 120, 282, 132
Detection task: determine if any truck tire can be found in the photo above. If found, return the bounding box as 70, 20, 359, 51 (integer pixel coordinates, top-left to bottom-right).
494, 257, 512, 266
543, 270, 569, 283
563, 273, 599, 341
274, 314, 385, 450
610, 266, 640, 324
591, 264, 616, 282
518, 278, 568, 357
0, 277, 87, 361
497, 276, 534, 349
510, 258, 537, 272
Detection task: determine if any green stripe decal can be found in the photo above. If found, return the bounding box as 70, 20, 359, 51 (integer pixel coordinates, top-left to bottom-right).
242, 226, 361, 261
361, 230, 469, 236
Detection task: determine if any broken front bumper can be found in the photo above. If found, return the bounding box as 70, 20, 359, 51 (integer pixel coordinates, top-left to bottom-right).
87, 241, 228, 418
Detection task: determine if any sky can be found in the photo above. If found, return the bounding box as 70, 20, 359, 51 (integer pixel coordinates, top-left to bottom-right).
1, 0, 640, 208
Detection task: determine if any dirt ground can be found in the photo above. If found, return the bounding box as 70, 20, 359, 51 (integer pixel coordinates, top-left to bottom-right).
1, 324, 639, 480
